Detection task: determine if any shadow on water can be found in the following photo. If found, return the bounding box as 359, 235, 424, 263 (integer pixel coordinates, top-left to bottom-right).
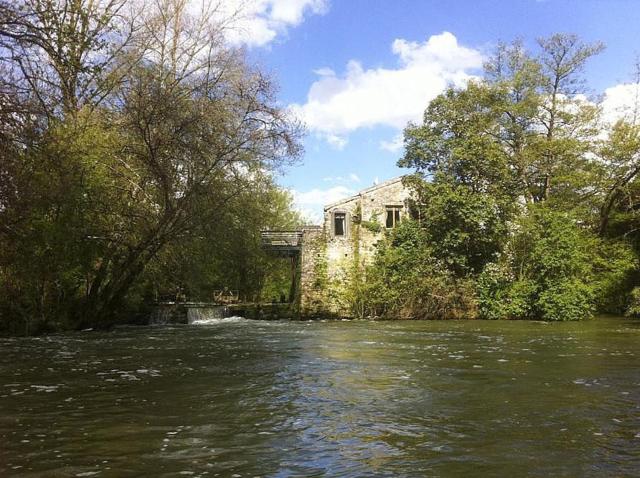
0, 317, 639, 477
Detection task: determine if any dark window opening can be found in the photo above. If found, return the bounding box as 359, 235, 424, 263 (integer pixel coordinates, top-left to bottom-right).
334, 212, 346, 236
385, 206, 402, 228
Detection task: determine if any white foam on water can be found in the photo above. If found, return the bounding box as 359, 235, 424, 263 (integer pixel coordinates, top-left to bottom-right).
30, 385, 60, 392
190, 316, 248, 325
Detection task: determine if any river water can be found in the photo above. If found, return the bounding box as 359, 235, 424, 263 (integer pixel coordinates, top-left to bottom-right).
1, 317, 639, 477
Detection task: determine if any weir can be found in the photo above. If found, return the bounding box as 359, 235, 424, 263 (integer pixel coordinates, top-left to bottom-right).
149, 301, 296, 323
150, 302, 231, 324
186, 305, 229, 324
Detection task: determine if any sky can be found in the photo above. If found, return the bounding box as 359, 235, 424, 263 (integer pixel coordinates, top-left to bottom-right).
222, 0, 640, 222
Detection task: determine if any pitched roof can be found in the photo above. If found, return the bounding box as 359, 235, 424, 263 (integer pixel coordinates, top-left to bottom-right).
323, 175, 407, 211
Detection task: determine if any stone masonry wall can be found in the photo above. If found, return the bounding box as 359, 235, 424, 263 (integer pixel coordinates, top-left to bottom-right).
321, 177, 412, 315
298, 226, 326, 315
298, 177, 411, 317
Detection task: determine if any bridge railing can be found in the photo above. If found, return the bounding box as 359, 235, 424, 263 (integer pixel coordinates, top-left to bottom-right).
260, 230, 303, 248
212, 289, 239, 304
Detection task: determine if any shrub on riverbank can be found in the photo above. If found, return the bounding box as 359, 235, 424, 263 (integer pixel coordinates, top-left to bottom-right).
355, 207, 636, 321
353, 220, 478, 320
477, 207, 636, 321
379, 34, 640, 321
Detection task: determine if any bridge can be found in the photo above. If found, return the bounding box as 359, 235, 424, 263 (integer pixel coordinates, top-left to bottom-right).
260, 230, 303, 257
150, 227, 322, 324
260, 229, 306, 303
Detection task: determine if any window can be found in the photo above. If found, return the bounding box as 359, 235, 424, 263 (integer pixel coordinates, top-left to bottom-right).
334, 212, 346, 236
385, 206, 402, 228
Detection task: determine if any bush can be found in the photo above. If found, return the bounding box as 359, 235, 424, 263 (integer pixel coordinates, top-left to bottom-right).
357, 220, 478, 319
355, 206, 637, 322
590, 240, 638, 314
536, 280, 595, 321
477, 266, 537, 320
478, 206, 636, 321
625, 287, 640, 317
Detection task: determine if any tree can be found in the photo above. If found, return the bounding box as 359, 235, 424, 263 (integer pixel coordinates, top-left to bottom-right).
401, 82, 517, 198
0, 0, 303, 332
397, 33, 638, 320
0, 0, 138, 116
477, 206, 636, 320
536, 34, 604, 201
141, 178, 304, 304
405, 175, 513, 276
74, 0, 302, 325
483, 40, 544, 203
597, 121, 640, 235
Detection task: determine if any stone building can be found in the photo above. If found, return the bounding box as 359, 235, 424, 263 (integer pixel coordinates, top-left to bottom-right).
299, 176, 412, 316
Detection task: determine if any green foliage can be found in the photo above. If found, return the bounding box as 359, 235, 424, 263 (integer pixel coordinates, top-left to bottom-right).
401, 83, 516, 197
395, 34, 640, 321
625, 287, 640, 317
536, 280, 595, 322
140, 180, 304, 301
408, 176, 514, 276
0, 2, 303, 333
361, 212, 382, 234
476, 265, 537, 320
355, 220, 478, 319
477, 207, 636, 321
0, 113, 125, 333
589, 240, 638, 314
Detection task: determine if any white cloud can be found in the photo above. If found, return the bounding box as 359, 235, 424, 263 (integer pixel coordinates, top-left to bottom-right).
326, 133, 348, 150
290, 31, 484, 146
291, 185, 354, 223
380, 133, 404, 153
269, 0, 327, 23
391, 35, 482, 71
322, 173, 361, 183
293, 185, 354, 205
313, 67, 336, 77
601, 82, 640, 126
220, 0, 328, 47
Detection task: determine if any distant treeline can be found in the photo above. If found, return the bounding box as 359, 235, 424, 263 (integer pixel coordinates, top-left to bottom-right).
351, 35, 640, 321
0, 0, 303, 334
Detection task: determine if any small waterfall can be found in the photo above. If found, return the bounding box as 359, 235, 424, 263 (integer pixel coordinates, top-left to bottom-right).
187, 306, 229, 324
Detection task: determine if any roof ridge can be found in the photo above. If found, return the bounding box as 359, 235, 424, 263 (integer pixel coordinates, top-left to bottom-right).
323, 175, 406, 211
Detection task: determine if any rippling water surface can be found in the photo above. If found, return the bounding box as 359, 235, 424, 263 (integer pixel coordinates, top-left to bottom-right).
1, 317, 640, 477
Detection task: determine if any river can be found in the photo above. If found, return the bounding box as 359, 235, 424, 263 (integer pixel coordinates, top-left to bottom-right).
1, 317, 639, 477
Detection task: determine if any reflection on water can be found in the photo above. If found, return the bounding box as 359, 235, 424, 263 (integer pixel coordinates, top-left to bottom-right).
1, 318, 639, 477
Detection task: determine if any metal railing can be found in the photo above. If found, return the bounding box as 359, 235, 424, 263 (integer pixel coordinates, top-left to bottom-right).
212, 289, 239, 304
260, 230, 303, 248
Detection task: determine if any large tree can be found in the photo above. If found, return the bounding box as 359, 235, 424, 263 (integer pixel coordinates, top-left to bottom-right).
391, 34, 639, 320
0, 0, 303, 332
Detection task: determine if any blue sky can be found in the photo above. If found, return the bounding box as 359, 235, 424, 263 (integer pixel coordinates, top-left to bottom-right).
229, 0, 640, 222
